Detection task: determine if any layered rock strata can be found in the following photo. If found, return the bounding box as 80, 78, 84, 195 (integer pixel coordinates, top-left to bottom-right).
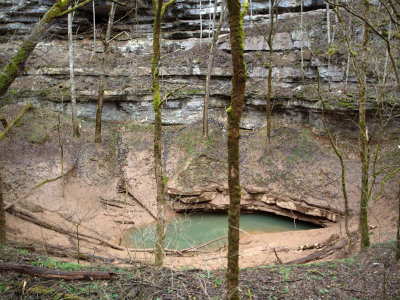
168, 185, 338, 227
2, 0, 398, 132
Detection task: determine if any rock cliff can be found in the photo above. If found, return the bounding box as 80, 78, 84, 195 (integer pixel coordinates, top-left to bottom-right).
2, 0, 398, 132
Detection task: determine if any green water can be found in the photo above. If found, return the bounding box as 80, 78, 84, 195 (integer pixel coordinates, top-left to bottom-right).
122, 213, 318, 250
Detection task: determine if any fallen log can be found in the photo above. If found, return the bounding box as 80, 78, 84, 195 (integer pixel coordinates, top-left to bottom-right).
5, 202, 126, 251
286, 238, 348, 265
0, 263, 119, 280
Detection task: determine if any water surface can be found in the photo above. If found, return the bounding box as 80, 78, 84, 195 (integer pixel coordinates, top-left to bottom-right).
122, 213, 318, 250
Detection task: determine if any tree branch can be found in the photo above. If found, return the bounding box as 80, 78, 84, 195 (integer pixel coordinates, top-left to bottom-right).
0, 103, 32, 141
162, 84, 186, 103
161, 0, 176, 18
57, 0, 92, 18
325, 0, 400, 88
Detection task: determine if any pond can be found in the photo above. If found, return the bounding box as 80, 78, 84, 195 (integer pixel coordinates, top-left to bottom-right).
122, 213, 319, 250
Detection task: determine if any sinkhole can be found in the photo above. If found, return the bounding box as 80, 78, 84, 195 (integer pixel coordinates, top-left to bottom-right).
122, 213, 320, 250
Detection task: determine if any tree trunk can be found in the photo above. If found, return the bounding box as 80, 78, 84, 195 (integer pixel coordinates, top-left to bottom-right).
68, 5, 80, 138
396, 179, 400, 260
152, 0, 175, 267
300, 0, 305, 85
326, 2, 331, 43
94, 2, 116, 143
318, 74, 351, 239
0, 175, 5, 243
265, 0, 274, 156
359, 0, 370, 251
200, 0, 203, 44
226, 0, 248, 299
203, 1, 226, 139
0, 0, 73, 100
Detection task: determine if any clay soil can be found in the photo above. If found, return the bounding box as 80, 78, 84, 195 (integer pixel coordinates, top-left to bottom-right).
0, 104, 399, 298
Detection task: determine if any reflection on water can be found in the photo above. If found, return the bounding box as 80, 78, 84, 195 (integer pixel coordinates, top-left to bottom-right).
122, 213, 318, 250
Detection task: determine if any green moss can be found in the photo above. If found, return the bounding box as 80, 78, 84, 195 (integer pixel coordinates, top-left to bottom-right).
162, 175, 168, 188
226, 106, 232, 114
325, 45, 339, 56
337, 98, 357, 109
31, 258, 84, 271
28, 286, 55, 295
181, 89, 203, 95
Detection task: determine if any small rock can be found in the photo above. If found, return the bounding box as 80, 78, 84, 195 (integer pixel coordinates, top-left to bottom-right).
371, 262, 380, 267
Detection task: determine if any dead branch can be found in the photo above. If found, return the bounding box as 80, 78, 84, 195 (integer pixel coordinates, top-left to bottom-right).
0, 102, 32, 141
286, 238, 348, 265
32, 162, 77, 190
179, 235, 227, 252
273, 248, 283, 264
113, 219, 135, 224
0, 263, 119, 280
99, 197, 125, 208
118, 182, 157, 220
5, 202, 125, 250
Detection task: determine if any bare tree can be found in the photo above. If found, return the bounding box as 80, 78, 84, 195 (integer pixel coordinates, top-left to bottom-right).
300, 0, 305, 84
333, 0, 371, 250
68, 2, 80, 138
203, 0, 227, 139
95, 2, 117, 143
225, 0, 248, 298
265, 0, 276, 156
0, 0, 91, 100
151, 0, 175, 267
357, 0, 371, 250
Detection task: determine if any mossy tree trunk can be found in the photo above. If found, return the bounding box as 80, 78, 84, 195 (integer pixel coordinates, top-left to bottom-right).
152, 0, 175, 267
0, 0, 91, 101
334, 0, 371, 250
358, 0, 370, 251
203, 1, 226, 139
95, 2, 116, 143
226, 0, 248, 298
0, 175, 5, 243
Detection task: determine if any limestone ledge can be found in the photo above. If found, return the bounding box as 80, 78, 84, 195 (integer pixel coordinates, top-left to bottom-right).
167, 185, 340, 227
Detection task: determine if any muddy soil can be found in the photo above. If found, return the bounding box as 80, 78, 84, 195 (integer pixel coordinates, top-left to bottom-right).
0, 104, 399, 271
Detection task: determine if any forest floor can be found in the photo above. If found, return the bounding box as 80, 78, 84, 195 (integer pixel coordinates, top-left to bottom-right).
0, 240, 399, 299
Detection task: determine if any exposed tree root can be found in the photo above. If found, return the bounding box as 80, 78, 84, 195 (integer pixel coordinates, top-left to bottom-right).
0, 263, 119, 280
